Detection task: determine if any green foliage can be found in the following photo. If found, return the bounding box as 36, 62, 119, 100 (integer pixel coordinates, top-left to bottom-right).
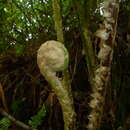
28, 104, 47, 129
11, 98, 27, 121
15, 44, 25, 56
11, 99, 23, 114
0, 117, 11, 130
124, 0, 130, 12
0, 0, 53, 54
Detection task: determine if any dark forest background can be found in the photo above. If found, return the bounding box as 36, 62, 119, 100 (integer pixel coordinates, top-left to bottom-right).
0, 0, 130, 130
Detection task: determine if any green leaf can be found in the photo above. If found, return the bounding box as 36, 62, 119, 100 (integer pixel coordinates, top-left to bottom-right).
15, 44, 25, 56
28, 104, 47, 128
0, 3, 5, 10
0, 117, 11, 130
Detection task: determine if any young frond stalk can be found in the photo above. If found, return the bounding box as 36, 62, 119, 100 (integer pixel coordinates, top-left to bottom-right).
37, 40, 75, 130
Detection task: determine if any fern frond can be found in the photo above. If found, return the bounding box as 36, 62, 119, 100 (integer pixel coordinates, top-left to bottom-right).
28, 104, 47, 129
0, 117, 11, 130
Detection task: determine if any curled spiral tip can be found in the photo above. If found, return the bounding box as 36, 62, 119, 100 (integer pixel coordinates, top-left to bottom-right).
37, 40, 69, 73
37, 40, 75, 130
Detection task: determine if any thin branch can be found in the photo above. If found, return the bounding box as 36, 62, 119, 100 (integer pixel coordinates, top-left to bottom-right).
74, 0, 96, 85
52, 0, 64, 43
0, 108, 38, 130
0, 83, 8, 112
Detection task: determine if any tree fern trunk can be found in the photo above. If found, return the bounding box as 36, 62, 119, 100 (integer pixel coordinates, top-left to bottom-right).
87, 0, 120, 129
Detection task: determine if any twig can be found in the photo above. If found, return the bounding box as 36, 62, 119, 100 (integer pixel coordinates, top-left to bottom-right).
0, 83, 8, 112
0, 108, 38, 130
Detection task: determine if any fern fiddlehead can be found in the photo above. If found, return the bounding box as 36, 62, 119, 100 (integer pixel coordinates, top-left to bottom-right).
37, 40, 75, 130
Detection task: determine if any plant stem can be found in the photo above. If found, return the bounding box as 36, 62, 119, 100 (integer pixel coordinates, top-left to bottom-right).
74, 0, 96, 85
0, 108, 37, 130
37, 41, 76, 130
